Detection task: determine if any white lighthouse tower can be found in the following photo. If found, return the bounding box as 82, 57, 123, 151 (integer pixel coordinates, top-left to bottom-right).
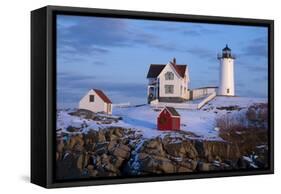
218, 44, 235, 96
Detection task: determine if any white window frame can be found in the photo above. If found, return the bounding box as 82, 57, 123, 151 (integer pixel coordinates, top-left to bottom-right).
165, 85, 174, 94
165, 72, 174, 80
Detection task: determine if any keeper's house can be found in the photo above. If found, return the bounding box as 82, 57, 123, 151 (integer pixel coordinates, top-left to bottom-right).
79, 89, 112, 114
147, 58, 190, 104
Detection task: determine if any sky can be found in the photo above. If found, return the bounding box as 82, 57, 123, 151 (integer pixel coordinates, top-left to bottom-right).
57, 14, 268, 108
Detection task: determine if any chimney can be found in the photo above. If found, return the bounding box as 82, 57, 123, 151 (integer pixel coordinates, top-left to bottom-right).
170, 57, 176, 65
173, 57, 176, 65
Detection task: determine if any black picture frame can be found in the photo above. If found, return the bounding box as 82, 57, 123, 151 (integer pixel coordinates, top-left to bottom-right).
31, 5, 274, 188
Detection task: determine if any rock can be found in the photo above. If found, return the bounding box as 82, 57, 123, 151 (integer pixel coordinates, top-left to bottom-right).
57, 141, 64, 153
146, 139, 161, 149
138, 153, 149, 160
157, 157, 175, 173
92, 155, 101, 167
101, 153, 110, 164
177, 166, 193, 173
113, 156, 125, 168
56, 153, 81, 179
104, 163, 118, 173
140, 156, 159, 173
163, 142, 186, 157
109, 134, 119, 141
108, 140, 117, 152
68, 135, 84, 149
198, 162, 211, 171
178, 159, 197, 171
118, 144, 131, 152
114, 128, 123, 137
66, 126, 80, 132
76, 154, 84, 171
95, 142, 108, 150
113, 147, 130, 159
193, 140, 204, 157
73, 143, 84, 152
96, 131, 106, 143
95, 147, 107, 155
183, 140, 198, 159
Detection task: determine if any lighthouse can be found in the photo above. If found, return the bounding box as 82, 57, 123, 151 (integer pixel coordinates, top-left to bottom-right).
218, 44, 235, 96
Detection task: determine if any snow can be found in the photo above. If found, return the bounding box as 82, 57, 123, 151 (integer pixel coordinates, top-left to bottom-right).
57, 96, 267, 140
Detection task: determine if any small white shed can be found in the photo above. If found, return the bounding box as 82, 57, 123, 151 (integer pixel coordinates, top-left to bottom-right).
78, 89, 112, 114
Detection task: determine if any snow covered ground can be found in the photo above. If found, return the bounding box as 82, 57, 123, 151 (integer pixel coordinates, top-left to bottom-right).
57, 96, 267, 140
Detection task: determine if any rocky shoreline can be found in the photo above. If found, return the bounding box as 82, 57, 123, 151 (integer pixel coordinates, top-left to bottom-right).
56, 126, 268, 180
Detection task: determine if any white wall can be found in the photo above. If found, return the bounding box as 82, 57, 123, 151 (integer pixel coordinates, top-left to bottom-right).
79, 90, 110, 114
0, 0, 279, 193
159, 64, 186, 98
219, 58, 235, 96
192, 87, 217, 99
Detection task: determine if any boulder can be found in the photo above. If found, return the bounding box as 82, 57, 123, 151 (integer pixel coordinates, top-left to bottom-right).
104, 163, 118, 173
163, 142, 186, 157
113, 147, 130, 159
112, 156, 125, 168
108, 140, 117, 152
139, 156, 159, 173
177, 166, 193, 173
157, 157, 175, 173
197, 162, 211, 171
96, 131, 106, 143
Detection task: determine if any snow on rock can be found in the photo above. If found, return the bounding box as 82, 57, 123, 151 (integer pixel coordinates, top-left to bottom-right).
57, 96, 267, 140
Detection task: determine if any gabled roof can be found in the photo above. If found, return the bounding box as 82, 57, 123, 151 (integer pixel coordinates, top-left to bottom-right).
171, 64, 187, 78
163, 106, 180, 117
92, 89, 112, 103
146, 64, 165, 78
147, 64, 187, 78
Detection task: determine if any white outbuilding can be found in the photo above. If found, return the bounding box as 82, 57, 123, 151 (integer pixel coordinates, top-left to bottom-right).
78, 89, 112, 114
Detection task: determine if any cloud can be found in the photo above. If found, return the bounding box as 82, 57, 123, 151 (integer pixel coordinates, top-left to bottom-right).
186, 47, 216, 61
147, 23, 219, 37
57, 71, 147, 107
57, 15, 207, 55
239, 36, 268, 58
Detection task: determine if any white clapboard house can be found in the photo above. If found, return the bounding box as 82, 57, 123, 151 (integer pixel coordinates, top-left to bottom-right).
79, 89, 112, 114
146, 58, 190, 103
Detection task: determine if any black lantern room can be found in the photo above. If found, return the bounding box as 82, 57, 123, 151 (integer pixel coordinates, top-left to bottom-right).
218, 44, 235, 59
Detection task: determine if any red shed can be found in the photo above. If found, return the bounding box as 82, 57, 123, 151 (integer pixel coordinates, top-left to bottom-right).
157, 106, 180, 131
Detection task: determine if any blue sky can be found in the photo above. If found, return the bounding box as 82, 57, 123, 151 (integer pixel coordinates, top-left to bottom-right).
57, 15, 268, 108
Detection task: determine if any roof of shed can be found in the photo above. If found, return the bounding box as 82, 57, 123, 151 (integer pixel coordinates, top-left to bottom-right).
92, 89, 112, 104
164, 106, 180, 117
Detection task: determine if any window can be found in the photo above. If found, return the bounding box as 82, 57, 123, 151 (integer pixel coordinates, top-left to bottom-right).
165, 72, 174, 80
89, 95, 95, 102
165, 85, 174, 94
227, 88, 230, 94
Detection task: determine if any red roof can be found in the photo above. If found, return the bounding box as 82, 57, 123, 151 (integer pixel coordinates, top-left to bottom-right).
171, 63, 186, 78
163, 106, 180, 117
147, 63, 186, 78
93, 89, 112, 104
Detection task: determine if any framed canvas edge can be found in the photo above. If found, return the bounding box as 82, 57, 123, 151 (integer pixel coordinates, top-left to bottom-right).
34, 5, 274, 188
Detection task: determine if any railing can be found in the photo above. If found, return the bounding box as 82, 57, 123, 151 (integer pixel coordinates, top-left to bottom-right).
150, 92, 216, 110
197, 92, 216, 109
112, 102, 131, 108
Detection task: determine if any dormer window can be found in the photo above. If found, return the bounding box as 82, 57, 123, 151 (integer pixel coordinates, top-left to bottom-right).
165, 72, 174, 80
